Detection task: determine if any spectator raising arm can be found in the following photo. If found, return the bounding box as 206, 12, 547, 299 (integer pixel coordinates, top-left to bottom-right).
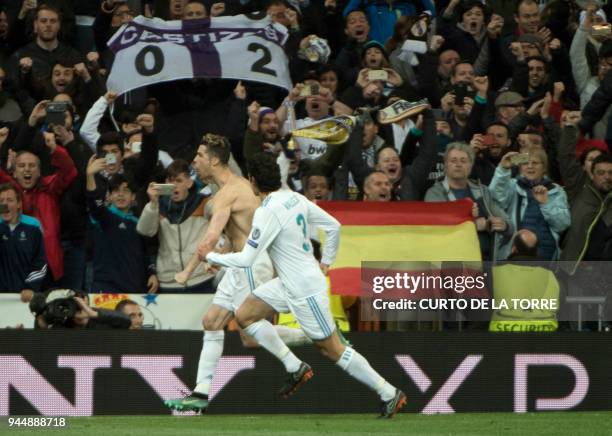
80, 91, 117, 152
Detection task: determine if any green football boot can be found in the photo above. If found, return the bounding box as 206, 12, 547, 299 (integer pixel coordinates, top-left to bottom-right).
164, 393, 209, 413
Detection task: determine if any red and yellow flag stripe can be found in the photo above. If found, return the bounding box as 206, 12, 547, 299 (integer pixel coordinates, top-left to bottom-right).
320, 200, 482, 296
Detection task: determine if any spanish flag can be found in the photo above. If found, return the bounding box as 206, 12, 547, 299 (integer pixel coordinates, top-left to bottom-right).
320, 200, 482, 296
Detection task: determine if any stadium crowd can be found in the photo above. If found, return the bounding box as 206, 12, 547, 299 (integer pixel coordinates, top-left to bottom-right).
0, 0, 611, 331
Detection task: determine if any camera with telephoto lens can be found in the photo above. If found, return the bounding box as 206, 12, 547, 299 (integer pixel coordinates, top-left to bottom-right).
29, 289, 82, 327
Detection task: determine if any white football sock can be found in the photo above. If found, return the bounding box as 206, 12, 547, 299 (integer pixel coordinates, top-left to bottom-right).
336, 347, 396, 402
244, 320, 302, 373
274, 325, 313, 347
194, 330, 224, 396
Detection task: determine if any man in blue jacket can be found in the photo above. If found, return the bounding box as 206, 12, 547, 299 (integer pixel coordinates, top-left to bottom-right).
0, 183, 47, 299
343, 0, 435, 44
85, 156, 158, 294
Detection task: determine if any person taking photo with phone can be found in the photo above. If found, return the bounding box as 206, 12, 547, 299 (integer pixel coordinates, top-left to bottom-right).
137, 159, 215, 293
489, 148, 571, 260
85, 154, 158, 293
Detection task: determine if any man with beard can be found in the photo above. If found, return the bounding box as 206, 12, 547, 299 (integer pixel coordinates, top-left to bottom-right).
510, 56, 551, 101
7, 5, 82, 90
244, 102, 283, 162
561, 153, 612, 327
559, 117, 612, 264
36, 61, 103, 117
245, 98, 348, 193
0, 119, 76, 291
469, 122, 513, 185
439, 61, 477, 139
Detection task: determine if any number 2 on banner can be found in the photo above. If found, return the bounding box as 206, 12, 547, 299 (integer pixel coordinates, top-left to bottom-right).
248, 43, 276, 77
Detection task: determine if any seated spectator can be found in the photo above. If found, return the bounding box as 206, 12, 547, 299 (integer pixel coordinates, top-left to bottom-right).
489, 149, 570, 260
86, 156, 158, 294
137, 159, 214, 292
115, 299, 144, 329
425, 142, 512, 260
0, 183, 47, 299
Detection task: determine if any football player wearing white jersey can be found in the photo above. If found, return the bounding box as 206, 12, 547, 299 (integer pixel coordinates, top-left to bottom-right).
165, 135, 310, 414
207, 153, 407, 418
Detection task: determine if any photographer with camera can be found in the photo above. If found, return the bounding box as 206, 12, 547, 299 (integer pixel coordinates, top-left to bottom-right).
30, 289, 131, 329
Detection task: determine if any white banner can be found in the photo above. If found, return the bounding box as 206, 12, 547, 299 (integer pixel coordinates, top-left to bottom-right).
0, 293, 213, 330
107, 14, 292, 95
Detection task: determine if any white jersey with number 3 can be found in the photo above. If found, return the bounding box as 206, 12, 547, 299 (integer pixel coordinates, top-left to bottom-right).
206, 190, 340, 299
